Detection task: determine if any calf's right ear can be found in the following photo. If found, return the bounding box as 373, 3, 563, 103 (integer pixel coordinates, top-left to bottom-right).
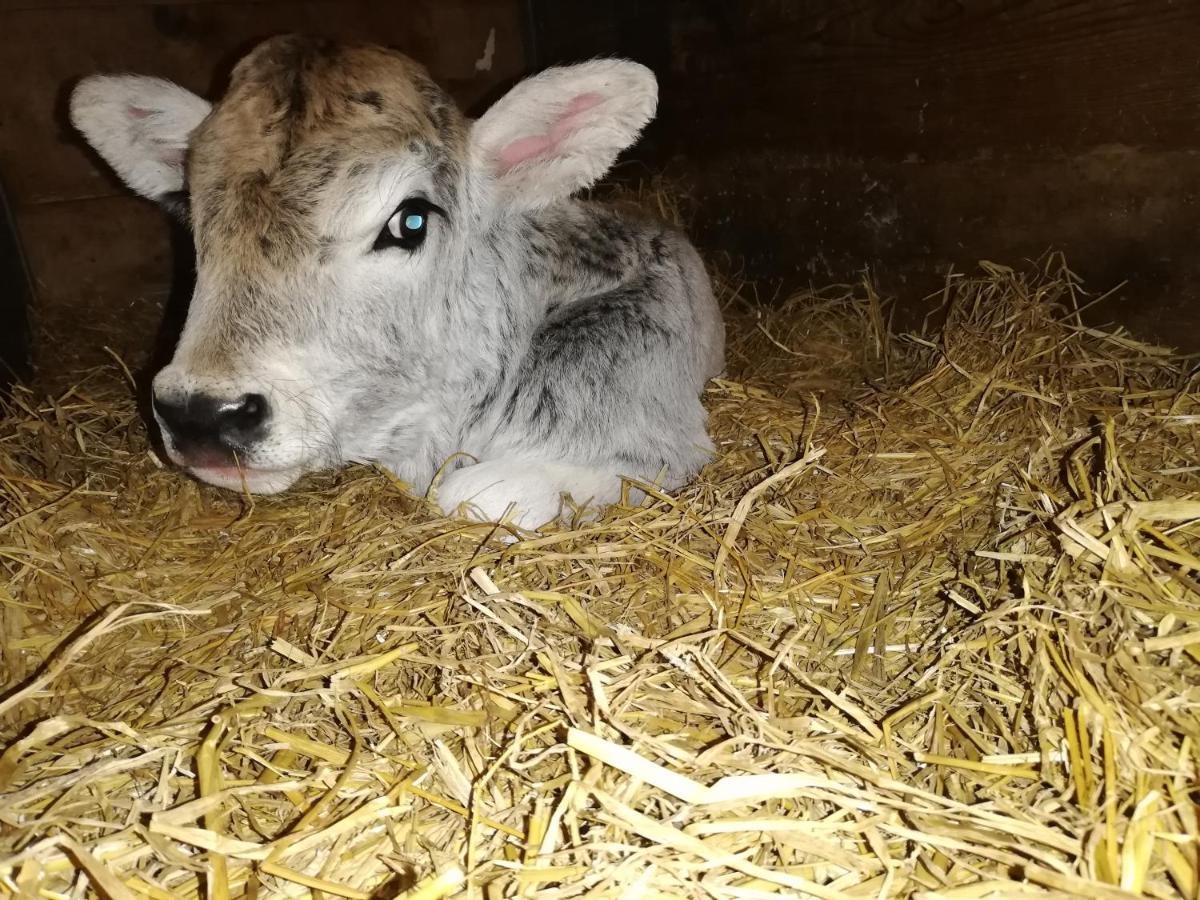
70, 75, 211, 207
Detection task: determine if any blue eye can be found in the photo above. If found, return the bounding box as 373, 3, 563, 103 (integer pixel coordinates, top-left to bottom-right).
374, 197, 444, 252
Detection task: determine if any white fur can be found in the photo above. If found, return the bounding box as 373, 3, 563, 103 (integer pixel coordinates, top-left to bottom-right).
70, 75, 211, 198
437, 459, 624, 531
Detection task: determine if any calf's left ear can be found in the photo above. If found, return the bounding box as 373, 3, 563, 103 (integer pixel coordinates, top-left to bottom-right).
70, 75, 211, 207
470, 59, 657, 209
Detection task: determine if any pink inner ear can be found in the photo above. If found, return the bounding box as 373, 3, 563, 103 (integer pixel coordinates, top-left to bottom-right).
495, 91, 605, 174
497, 134, 555, 172
127, 105, 153, 119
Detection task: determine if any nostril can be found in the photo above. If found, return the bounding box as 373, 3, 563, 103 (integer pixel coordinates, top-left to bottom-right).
218, 393, 269, 437
241, 393, 267, 424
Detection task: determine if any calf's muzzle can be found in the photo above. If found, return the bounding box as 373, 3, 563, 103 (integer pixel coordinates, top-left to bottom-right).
152, 391, 270, 464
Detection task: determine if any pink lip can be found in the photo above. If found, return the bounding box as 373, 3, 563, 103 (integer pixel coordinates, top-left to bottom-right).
189, 464, 259, 478
190, 464, 236, 475
187, 463, 293, 480
159, 443, 299, 494
186, 464, 275, 485
184, 463, 300, 495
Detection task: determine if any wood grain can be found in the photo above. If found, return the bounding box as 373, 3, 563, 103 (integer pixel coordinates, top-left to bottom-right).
670, 143, 1200, 351
672, 0, 1200, 158
0, 1, 278, 9
536, 0, 1200, 161
19, 196, 173, 374
528, 0, 1200, 349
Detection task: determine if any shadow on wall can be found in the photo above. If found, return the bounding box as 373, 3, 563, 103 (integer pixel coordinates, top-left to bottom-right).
0, 178, 33, 392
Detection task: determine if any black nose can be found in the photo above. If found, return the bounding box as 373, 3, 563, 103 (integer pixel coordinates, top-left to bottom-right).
153, 392, 270, 451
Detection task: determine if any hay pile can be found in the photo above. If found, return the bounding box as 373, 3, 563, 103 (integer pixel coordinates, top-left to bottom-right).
1, 257, 1197, 899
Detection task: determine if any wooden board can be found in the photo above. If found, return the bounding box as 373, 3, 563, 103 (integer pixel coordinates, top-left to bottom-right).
679, 1, 1200, 158
0, 1, 277, 8
536, 0, 1200, 161
531, 0, 1200, 350
673, 146, 1200, 349
19, 196, 174, 375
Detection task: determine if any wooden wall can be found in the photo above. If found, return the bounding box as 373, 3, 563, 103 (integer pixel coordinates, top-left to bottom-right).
532, 0, 1200, 350
7, 0, 1200, 381
0, 0, 525, 376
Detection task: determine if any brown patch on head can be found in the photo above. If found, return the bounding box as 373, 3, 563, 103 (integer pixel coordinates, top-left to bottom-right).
186, 35, 466, 279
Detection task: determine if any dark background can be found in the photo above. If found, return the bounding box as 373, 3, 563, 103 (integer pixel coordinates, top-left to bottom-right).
3, 0, 1198, 387
530, 0, 1200, 346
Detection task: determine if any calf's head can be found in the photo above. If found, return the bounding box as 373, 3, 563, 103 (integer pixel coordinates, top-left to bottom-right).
71, 35, 656, 493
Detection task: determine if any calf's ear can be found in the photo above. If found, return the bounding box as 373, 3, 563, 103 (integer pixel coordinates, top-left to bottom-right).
70, 75, 211, 207
469, 59, 657, 210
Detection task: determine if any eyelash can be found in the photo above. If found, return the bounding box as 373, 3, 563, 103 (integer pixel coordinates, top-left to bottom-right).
372, 197, 446, 252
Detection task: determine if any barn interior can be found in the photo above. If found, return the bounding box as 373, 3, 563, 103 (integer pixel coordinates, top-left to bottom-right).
1, 3, 1197, 898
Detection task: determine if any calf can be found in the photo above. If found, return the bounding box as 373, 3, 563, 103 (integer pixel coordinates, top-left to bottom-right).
71, 35, 725, 529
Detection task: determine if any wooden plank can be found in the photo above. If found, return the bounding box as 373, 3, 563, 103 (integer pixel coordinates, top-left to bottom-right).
691, 0, 1200, 158
671, 145, 1200, 352
425, 0, 525, 107
19, 196, 173, 375
534, 0, 1200, 161
527, 0, 1200, 350
0, 1, 281, 9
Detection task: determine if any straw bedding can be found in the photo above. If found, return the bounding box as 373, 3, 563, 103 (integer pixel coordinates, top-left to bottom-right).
1, 256, 1197, 898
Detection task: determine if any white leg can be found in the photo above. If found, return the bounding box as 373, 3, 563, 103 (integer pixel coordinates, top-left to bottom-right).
436, 458, 623, 530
